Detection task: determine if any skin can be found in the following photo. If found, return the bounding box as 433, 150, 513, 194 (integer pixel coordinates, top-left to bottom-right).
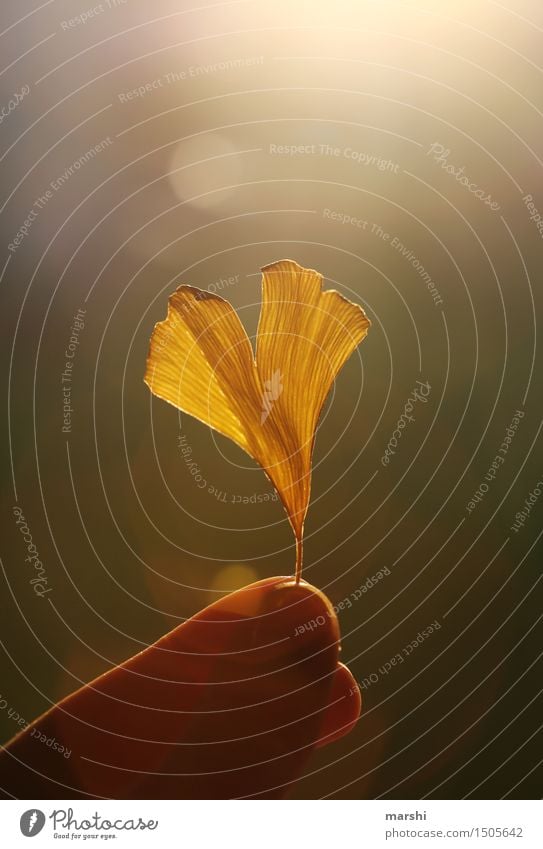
0, 577, 361, 799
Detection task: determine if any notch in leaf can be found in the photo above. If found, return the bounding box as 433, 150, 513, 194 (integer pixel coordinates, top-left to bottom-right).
144, 259, 371, 583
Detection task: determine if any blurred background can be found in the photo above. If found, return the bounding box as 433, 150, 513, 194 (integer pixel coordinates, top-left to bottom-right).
1, 0, 542, 798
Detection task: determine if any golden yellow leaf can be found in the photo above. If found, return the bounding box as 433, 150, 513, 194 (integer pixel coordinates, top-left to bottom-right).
145, 259, 370, 582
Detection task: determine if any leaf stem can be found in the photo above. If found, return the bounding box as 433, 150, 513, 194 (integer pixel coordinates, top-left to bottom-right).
295, 535, 303, 584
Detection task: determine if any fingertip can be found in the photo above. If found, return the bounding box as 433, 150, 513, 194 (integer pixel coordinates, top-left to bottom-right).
191, 575, 341, 647
154, 576, 341, 676
197, 576, 338, 625
254, 578, 340, 654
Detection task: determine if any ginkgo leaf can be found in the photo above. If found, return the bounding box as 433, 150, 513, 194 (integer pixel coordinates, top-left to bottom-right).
144, 259, 370, 582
